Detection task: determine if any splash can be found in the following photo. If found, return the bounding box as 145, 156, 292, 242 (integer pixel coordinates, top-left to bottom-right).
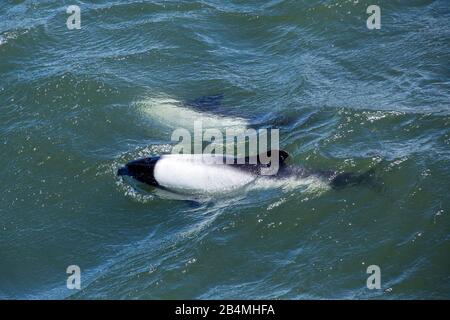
0, 29, 29, 46
252, 174, 330, 195
112, 143, 173, 203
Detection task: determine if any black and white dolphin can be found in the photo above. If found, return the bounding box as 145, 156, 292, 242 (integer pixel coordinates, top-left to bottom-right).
117, 150, 375, 195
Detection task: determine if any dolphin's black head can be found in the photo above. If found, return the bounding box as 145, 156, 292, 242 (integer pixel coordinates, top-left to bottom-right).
117, 157, 160, 186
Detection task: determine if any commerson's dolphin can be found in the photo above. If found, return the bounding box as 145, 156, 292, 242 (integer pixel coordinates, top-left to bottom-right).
140, 94, 250, 130
126, 94, 377, 197
117, 150, 376, 195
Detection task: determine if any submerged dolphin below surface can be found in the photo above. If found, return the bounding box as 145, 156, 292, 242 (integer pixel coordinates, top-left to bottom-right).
127, 94, 377, 196
140, 94, 250, 130
117, 150, 376, 195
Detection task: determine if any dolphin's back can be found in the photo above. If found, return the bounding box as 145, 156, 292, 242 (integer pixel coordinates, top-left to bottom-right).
153, 154, 256, 193
119, 150, 290, 194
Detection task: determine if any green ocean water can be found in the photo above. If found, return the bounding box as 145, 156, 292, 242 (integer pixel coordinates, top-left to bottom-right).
1, 0, 449, 299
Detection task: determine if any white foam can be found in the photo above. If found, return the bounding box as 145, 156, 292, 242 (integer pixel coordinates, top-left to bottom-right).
115, 176, 155, 203
252, 174, 330, 195
0, 29, 28, 47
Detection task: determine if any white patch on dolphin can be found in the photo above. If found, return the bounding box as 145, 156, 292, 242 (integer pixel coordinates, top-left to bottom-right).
117, 150, 378, 201
138, 97, 249, 129
153, 154, 256, 194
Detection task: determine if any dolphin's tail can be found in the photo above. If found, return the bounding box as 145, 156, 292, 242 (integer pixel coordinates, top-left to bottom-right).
330, 168, 380, 190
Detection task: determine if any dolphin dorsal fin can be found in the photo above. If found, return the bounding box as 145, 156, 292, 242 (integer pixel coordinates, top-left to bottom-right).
186, 94, 224, 111
258, 149, 290, 165
278, 150, 290, 163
